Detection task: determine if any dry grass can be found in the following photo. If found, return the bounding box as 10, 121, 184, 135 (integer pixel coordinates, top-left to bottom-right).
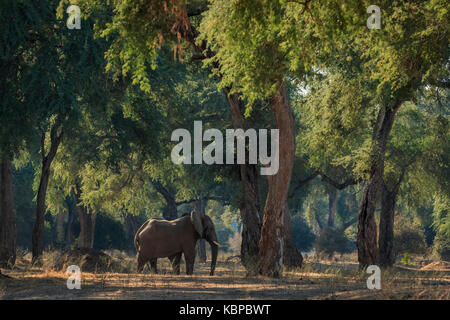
0, 251, 448, 300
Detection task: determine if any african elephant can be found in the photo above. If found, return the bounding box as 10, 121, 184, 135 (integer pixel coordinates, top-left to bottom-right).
134, 210, 220, 275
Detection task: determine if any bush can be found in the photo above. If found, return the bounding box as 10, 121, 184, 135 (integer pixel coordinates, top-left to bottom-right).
432, 234, 450, 261
314, 227, 354, 257
55, 248, 115, 272
394, 217, 427, 257
291, 215, 316, 252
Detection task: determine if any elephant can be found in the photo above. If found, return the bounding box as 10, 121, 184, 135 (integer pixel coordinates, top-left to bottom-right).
134, 210, 220, 275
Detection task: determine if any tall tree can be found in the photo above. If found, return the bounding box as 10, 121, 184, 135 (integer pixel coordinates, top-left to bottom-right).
295, 0, 449, 267
0, 0, 51, 266
200, 1, 309, 276
0, 155, 16, 267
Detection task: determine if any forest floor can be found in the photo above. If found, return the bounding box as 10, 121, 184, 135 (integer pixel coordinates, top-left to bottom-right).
0, 250, 449, 300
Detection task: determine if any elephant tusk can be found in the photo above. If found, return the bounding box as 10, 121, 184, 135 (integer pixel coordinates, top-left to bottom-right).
211, 240, 221, 247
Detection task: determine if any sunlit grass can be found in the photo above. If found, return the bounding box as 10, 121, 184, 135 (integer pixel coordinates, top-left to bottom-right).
0, 250, 448, 300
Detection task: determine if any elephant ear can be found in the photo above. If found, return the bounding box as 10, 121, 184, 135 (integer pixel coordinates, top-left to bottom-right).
190, 210, 203, 236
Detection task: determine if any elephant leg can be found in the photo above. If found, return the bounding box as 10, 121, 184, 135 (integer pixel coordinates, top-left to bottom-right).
149, 258, 158, 274
137, 253, 147, 273
184, 254, 195, 275
169, 253, 182, 275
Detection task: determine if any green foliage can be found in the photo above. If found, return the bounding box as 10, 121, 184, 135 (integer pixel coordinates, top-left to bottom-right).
394, 215, 428, 257
291, 214, 315, 252
432, 234, 450, 262
314, 227, 354, 257
13, 163, 36, 249
207, 202, 239, 246
93, 214, 129, 251
297, 71, 373, 177
431, 194, 450, 261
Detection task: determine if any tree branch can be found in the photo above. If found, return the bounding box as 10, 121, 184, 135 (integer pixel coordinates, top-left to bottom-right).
288, 171, 319, 199
176, 196, 229, 206
320, 174, 360, 190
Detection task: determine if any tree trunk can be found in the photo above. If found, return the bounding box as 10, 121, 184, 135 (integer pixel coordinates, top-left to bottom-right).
258, 83, 297, 277
75, 186, 97, 249
378, 174, 403, 267
55, 211, 66, 248
223, 88, 262, 271
328, 189, 339, 228
65, 197, 75, 249
194, 198, 207, 263
152, 181, 178, 220
282, 203, 303, 268
126, 213, 139, 235
0, 155, 16, 268
126, 213, 139, 252
32, 164, 50, 263
77, 206, 97, 249
32, 127, 63, 263
357, 103, 401, 268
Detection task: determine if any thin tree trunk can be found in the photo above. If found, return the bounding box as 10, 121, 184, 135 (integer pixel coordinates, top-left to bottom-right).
74, 185, 97, 249
32, 127, 63, 263
328, 189, 339, 228
55, 211, 66, 248
194, 198, 207, 263
282, 203, 303, 268
223, 88, 262, 271
152, 181, 178, 220
65, 196, 75, 249
0, 155, 16, 268
258, 83, 297, 277
378, 170, 403, 267
126, 212, 139, 252
126, 213, 139, 235
357, 102, 401, 268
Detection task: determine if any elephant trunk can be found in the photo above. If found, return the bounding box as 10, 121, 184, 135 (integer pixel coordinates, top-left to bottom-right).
208, 241, 218, 276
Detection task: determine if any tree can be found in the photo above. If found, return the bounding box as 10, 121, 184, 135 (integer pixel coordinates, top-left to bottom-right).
0, 0, 47, 267
0, 156, 16, 267
24, 0, 118, 262
295, 0, 448, 267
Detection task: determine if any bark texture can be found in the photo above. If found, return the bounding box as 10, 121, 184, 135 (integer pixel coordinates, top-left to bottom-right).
0, 156, 16, 268
357, 103, 401, 268
126, 213, 139, 235
258, 84, 297, 277
194, 198, 207, 263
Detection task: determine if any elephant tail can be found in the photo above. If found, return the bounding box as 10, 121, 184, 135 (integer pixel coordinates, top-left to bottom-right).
134, 233, 140, 252
134, 219, 151, 253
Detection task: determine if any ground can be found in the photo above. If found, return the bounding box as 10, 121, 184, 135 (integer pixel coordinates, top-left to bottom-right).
0, 251, 449, 300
